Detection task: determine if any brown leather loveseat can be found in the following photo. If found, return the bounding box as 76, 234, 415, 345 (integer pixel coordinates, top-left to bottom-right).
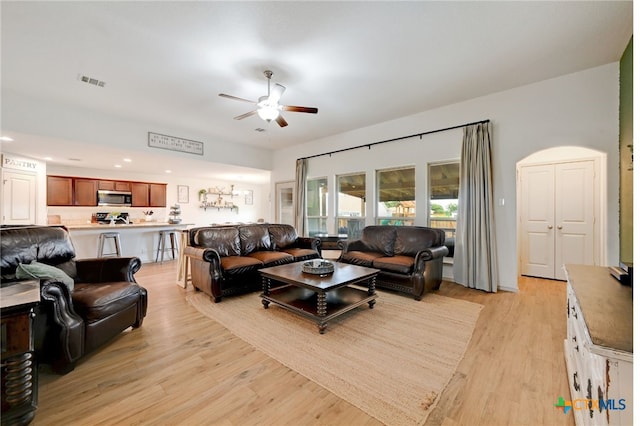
184, 223, 321, 302
338, 225, 448, 300
0, 225, 147, 374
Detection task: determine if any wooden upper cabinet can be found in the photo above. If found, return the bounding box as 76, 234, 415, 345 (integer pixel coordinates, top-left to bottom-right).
98, 180, 115, 190
74, 179, 98, 206
114, 181, 131, 191
98, 180, 131, 191
149, 184, 167, 207
131, 183, 150, 207
47, 175, 163, 207
47, 176, 73, 206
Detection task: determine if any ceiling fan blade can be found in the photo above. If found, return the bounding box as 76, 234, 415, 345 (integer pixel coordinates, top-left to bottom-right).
282, 105, 318, 114
275, 115, 288, 127
234, 110, 257, 120
219, 93, 256, 104
269, 84, 286, 103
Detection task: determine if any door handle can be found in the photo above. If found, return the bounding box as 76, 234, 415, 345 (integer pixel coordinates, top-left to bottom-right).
547, 225, 553, 229
557, 225, 563, 229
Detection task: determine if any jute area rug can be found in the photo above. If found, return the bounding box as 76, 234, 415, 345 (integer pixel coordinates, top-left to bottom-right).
187, 289, 483, 426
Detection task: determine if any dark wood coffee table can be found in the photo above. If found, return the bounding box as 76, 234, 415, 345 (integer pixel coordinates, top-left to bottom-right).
259, 261, 378, 334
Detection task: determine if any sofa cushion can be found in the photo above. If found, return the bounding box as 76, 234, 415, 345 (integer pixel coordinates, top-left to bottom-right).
360, 226, 396, 256
220, 256, 263, 276
72, 281, 142, 322
394, 227, 443, 256
195, 227, 241, 257
268, 224, 299, 249
248, 251, 293, 267
16, 261, 75, 291
281, 247, 319, 262
239, 225, 272, 255
372, 255, 415, 275
340, 251, 385, 267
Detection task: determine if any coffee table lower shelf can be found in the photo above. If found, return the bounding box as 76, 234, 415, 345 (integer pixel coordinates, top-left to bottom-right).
261, 285, 376, 334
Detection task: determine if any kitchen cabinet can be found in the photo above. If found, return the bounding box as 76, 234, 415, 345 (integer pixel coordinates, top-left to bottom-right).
131, 183, 149, 207
47, 176, 165, 207
131, 183, 166, 207
149, 184, 166, 207
73, 178, 98, 206
47, 176, 73, 206
98, 180, 131, 191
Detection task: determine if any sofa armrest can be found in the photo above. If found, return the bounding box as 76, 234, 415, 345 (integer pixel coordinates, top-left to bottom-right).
37, 279, 85, 372
415, 245, 449, 263
75, 257, 142, 283
184, 246, 223, 276
339, 239, 367, 253
294, 237, 321, 251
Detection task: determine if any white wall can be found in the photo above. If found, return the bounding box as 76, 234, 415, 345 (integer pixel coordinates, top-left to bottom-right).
271, 63, 620, 291
2, 89, 273, 172
46, 165, 271, 226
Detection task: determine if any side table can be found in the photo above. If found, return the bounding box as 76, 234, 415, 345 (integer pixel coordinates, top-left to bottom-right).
1, 280, 40, 426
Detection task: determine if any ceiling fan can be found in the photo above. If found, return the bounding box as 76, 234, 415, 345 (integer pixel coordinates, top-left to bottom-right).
219, 70, 318, 128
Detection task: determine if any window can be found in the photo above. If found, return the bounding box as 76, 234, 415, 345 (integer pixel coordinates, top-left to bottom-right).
306, 177, 328, 236
337, 173, 366, 238
376, 167, 415, 226
428, 162, 459, 239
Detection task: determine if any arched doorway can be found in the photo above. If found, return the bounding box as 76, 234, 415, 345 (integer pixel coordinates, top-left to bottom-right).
516, 147, 606, 280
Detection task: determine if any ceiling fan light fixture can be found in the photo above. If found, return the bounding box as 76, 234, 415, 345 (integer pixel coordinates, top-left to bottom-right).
257, 107, 279, 121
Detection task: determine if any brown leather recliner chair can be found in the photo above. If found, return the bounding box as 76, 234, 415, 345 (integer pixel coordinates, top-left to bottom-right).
0, 225, 147, 374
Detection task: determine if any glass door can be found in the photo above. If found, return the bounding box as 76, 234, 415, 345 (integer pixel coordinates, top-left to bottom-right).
275, 181, 295, 226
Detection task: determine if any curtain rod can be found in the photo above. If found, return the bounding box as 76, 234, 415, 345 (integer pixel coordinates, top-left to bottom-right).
298, 119, 490, 161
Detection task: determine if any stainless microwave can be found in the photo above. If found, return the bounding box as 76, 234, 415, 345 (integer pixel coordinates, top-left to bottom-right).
97, 190, 132, 207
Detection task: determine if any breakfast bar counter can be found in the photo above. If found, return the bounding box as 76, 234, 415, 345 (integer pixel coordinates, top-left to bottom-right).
66, 222, 194, 263
65, 222, 189, 230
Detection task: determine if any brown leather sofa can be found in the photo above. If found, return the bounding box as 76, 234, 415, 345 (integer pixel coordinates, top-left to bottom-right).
184, 223, 321, 302
338, 225, 448, 300
0, 225, 147, 374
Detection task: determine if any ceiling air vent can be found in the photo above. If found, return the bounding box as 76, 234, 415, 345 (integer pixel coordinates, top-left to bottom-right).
254, 128, 266, 133
78, 74, 106, 87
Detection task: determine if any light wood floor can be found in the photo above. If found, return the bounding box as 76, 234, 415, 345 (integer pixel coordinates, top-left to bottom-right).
33, 261, 574, 426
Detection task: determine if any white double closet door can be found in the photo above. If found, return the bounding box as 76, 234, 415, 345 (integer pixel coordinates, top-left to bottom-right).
520, 160, 596, 280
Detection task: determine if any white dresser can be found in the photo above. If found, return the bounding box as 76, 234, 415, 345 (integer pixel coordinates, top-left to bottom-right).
564, 265, 633, 426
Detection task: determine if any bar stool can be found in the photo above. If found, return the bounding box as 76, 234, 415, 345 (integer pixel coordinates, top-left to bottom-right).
156, 229, 178, 263
98, 232, 122, 258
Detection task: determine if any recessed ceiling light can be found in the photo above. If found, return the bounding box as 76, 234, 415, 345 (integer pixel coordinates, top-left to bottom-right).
123, 158, 132, 162
68, 158, 82, 161
165, 170, 172, 173
44, 156, 53, 161
0, 136, 14, 142
114, 164, 122, 168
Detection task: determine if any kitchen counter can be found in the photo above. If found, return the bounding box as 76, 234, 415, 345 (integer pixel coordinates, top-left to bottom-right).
67, 223, 195, 263
66, 222, 192, 230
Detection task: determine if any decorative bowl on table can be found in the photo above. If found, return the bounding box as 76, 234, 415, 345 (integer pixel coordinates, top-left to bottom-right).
302, 260, 335, 275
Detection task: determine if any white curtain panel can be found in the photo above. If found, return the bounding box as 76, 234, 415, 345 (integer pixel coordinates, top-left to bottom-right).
294, 158, 307, 236
453, 122, 498, 292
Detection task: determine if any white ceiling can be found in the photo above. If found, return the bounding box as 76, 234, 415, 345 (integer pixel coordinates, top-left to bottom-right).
0, 1, 633, 181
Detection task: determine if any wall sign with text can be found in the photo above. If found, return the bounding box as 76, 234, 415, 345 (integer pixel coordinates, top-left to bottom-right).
148, 132, 204, 155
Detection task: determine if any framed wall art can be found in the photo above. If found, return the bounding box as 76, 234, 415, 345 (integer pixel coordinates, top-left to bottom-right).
177, 185, 189, 203
245, 190, 253, 205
